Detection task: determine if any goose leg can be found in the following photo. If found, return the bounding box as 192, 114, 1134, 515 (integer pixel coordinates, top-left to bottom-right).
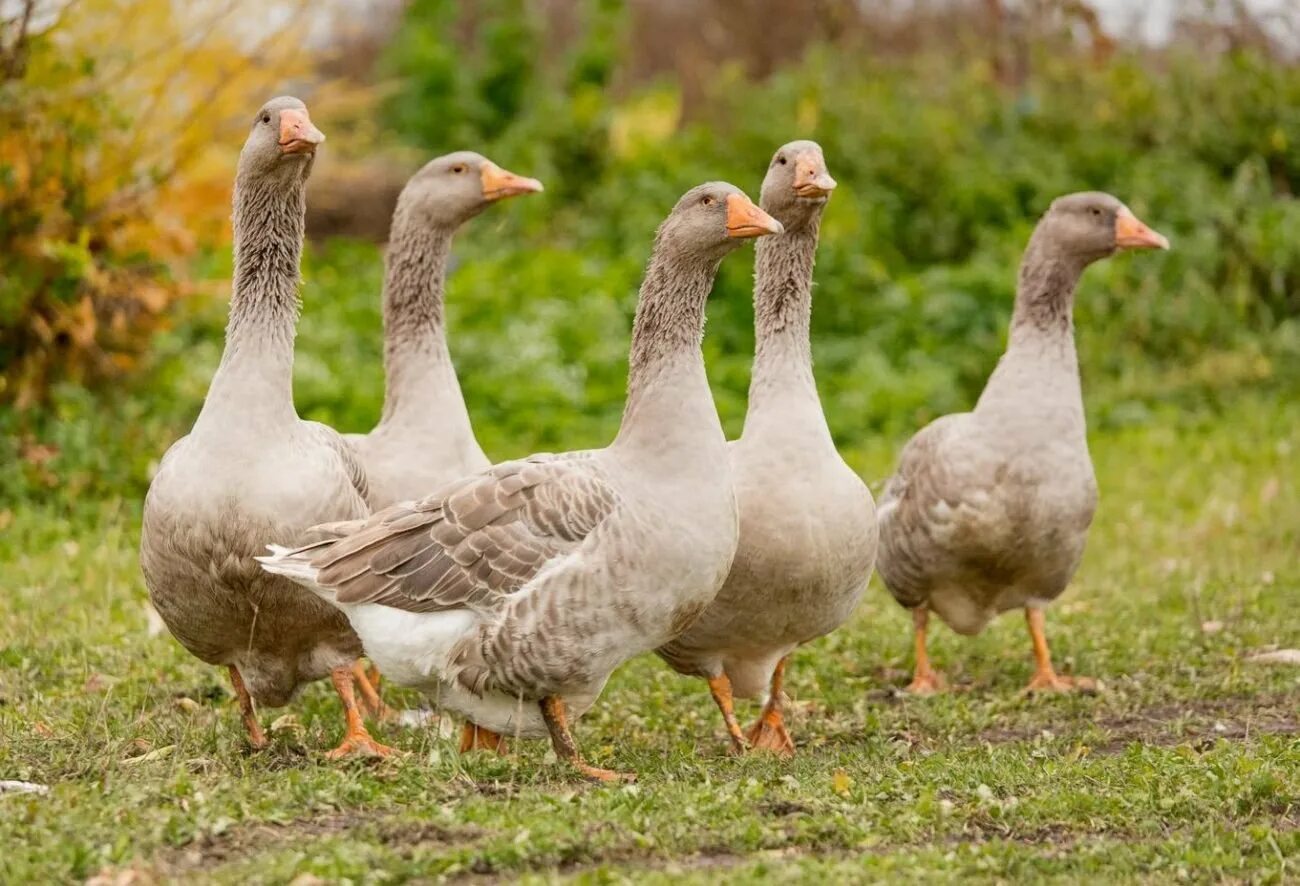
705, 673, 748, 754
459, 722, 509, 755
540, 696, 634, 783
905, 605, 947, 695
351, 661, 395, 722
1023, 607, 1096, 694
228, 665, 268, 750
324, 666, 397, 759
745, 657, 795, 757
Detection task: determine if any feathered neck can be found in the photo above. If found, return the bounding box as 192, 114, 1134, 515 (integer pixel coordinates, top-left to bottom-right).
615, 241, 723, 451
195, 170, 307, 433
976, 239, 1088, 427
747, 213, 821, 405
377, 206, 456, 425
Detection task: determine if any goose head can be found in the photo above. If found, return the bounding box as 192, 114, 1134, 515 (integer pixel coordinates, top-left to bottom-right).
657, 182, 783, 264
239, 96, 325, 183
400, 151, 543, 229
760, 140, 836, 231
1034, 192, 1169, 266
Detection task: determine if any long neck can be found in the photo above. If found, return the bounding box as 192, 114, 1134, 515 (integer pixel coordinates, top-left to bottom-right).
614, 247, 723, 456
745, 216, 821, 427
976, 243, 1087, 427
378, 212, 458, 427
195, 172, 306, 434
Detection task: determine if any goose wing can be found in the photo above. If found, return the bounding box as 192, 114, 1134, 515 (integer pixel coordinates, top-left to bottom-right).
877, 414, 1014, 607
295, 453, 617, 614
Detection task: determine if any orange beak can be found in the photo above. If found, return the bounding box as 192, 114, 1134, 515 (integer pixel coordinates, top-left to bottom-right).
279, 108, 325, 155
726, 193, 784, 238
1115, 206, 1169, 250
793, 151, 837, 198
480, 161, 544, 201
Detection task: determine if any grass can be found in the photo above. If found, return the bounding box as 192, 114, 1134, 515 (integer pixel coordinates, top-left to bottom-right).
1, 242, 1298, 884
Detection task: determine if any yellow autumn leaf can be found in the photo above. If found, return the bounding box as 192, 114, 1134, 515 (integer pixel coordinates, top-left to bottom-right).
3, 0, 361, 404
831, 768, 852, 796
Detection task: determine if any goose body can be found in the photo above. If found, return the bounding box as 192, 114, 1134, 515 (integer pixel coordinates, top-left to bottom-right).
877, 401, 1096, 638
276, 437, 736, 739
345, 379, 487, 511
876, 192, 1169, 693
144, 422, 369, 703
657, 142, 876, 753
659, 428, 876, 698
141, 98, 389, 756
261, 184, 784, 778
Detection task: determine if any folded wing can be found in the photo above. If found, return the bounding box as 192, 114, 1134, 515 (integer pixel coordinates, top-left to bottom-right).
296, 454, 618, 614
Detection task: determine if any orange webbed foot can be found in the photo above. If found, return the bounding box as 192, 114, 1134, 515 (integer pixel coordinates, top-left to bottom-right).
705, 673, 748, 755
571, 761, 637, 783
539, 695, 636, 783
324, 733, 398, 761
743, 658, 796, 758
1023, 672, 1099, 695
745, 714, 795, 758
325, 665, 399, 761
905, 668, 948, 696
1022, 608, 1098, 696
459, 722, 509, 756
245, 727, 270, 751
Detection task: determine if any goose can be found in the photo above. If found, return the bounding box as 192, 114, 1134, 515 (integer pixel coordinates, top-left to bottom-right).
140, 97, 392, 759
258, 183, 783, 780
876, 192, 1169, 694
344, 153, 541, 730
656, 142, 877, 756
348, 152, 543, 510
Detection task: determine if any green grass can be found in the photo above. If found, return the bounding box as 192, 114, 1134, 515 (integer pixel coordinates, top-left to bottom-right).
2, 242, 1298, 884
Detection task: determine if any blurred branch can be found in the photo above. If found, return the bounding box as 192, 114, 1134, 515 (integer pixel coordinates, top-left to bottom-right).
64, 0, 244, 100
83, 0, 314, 224
2, 0, 37, 80
85, 48, 269, 225
128, 0, 284, 143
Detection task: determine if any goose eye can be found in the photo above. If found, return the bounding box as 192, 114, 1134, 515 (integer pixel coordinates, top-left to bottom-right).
260, 114, 271, 124
701, 196, 714, 206
777, 156, 787, 165
1090, 207, 1102, 217
452, 165, 466, 174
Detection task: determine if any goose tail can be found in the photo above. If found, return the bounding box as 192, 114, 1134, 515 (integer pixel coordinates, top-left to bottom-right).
256, 544, 331, 598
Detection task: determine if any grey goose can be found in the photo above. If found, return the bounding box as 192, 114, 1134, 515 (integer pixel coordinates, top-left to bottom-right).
141, 98, 392, 758
259, 183, 783, 780
657, 142, 877, 756
876, 192, 1169, 694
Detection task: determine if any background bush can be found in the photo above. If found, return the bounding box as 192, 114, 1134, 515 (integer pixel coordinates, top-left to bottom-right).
0, 0, 318, 406
368, 1, 1300, 442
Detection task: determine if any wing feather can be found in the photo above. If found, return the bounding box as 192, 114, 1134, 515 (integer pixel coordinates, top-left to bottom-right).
299, 455, 617, 614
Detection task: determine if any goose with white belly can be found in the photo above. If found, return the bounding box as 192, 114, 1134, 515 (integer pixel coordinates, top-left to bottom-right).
259, 183, 783, 779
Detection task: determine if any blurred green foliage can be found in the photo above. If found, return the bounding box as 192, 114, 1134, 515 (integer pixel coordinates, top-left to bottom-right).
4, 10, 1300, 516
378, 15, 1300, 437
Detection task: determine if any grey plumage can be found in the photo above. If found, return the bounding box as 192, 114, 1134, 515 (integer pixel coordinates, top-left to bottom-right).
657, 143, 877, 752
261, 183, 779, 755
140, 98, 373, 733
347, 152, 541, 509
876, 192, 1168, 690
